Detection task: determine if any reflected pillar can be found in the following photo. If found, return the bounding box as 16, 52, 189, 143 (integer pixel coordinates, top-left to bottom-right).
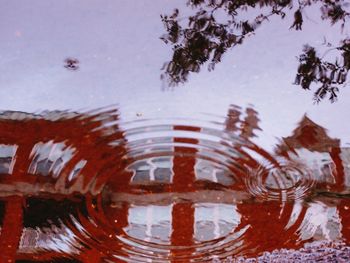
170, 125, 199, 258
330, 147, 345, 192
0, 144, 33, 263
337, 199, 350, 242
0, 196, 23, 263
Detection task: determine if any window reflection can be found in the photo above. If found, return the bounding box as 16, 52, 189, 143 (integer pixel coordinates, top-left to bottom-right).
28, 141, 75, 177
0, 144, 17, 174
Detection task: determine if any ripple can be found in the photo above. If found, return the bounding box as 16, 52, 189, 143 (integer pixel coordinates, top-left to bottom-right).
96, 110, 311, 261
245, 158, 316, 202
0, 106, 335, 262
98, 116, 252, 261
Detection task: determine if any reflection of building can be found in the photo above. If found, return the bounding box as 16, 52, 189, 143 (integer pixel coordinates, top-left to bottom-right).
129, 157, 174, 184
276, 115, 348, 190
2, 108, 350, 261
0, 110, 126, 262
272, 115, 350, 247
128, 157, 234, 186
120, 113, 350, 257
0, 145, 16, 174
298, 201, 342, 241
106, 106, 272, 260
124, 203, 240, 245
277, 115, 340, 153
119, 123, 241, 257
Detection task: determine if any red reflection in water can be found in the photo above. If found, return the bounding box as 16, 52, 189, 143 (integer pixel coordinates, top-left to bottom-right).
0, 108, 349, 262
171, 125, 199, 257
339, 199, 350, 241
0, 196, 23, 262
277, 116, 345, 191
236, 201, 308, 256
0, 110, 127, 262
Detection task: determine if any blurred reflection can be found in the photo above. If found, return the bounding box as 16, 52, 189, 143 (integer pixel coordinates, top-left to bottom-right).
160, 0, 350, 102
0, 106, 349, 261
0, 109, 127, 262
64, 58, 80, 71
275, 115, 345, 192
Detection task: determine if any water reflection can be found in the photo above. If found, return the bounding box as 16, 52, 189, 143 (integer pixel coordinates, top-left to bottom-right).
64, 58, 80, 71
160, 0, 350, 102
0, 106, 349, 261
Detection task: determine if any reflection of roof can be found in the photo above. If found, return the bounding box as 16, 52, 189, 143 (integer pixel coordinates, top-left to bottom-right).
0, 109, 125, 193
277, 115, 340, 154
0, 110, 79, 120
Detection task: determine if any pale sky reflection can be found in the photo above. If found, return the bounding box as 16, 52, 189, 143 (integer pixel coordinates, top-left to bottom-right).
0, 0, 349, 149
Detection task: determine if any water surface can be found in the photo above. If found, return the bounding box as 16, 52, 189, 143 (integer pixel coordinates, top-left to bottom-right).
0, 106, 349, 262
0, 0, 350, 262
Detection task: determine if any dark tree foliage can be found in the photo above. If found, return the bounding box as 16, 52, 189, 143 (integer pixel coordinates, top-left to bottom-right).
160, 0, 350, 102
295, 41, 350, 103
64, 57, 80, 71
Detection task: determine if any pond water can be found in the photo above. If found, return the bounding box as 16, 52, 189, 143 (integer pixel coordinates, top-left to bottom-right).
0, 1, 350, 262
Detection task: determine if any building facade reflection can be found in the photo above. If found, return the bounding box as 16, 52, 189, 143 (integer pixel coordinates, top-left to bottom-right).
0, 108, 350, 262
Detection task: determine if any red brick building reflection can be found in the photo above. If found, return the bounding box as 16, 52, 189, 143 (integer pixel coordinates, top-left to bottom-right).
0, 110, 127, 262
2, 109, 350, 262
276, 115, 350, 242
276, 115, 344, 191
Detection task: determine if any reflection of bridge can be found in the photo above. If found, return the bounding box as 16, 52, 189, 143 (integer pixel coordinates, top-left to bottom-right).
1, 109, 350, 262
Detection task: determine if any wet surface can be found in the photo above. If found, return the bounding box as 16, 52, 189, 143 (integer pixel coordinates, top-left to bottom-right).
1, 1, 350, 262
0, 107, 349, 262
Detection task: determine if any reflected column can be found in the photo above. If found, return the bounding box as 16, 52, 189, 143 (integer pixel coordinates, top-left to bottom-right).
170, 125, 199, 259
330, 147, 345, 192
0, 143, 32, 263
337, 199, 350, 242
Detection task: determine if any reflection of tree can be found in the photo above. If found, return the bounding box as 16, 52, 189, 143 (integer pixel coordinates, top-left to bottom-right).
160, 0, 350, 102
64, 57, 79, 71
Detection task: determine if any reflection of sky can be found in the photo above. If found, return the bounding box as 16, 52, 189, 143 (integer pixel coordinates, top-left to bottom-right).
0, 1, 349, 149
